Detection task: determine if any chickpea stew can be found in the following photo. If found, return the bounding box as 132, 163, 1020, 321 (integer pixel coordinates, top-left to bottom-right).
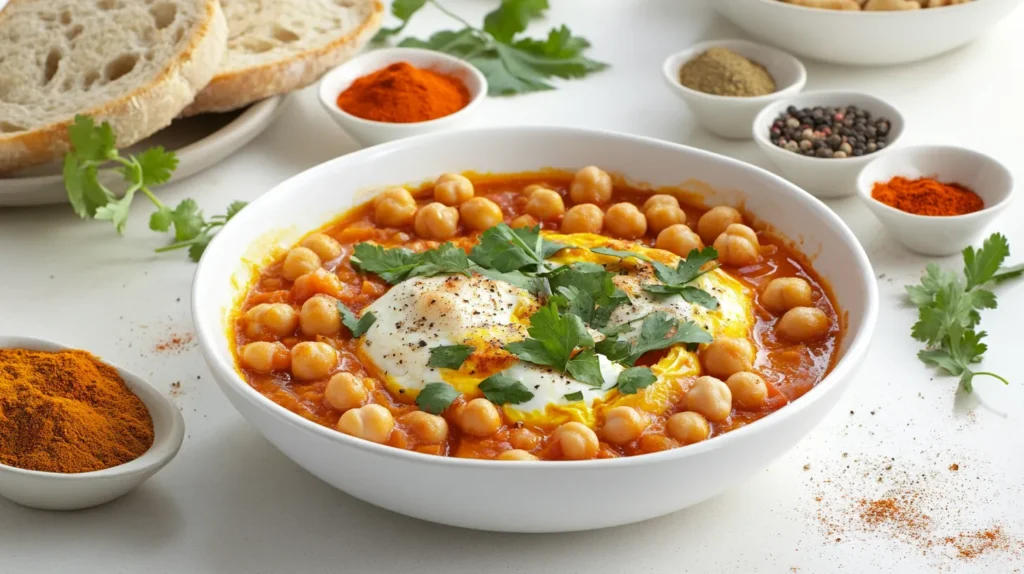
233, 167, 842, 461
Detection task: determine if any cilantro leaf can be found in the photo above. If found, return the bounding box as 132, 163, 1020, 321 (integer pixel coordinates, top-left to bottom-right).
63, 154, 112, 218
478, 373, 534, 405
373, 0, 428, 41
225, 200, 248, 221
505, 301, 594, 374
598, 312, 713, 366
544, 262, 628, 328
67, 115, 115, 162
483, 0, 548, 43
427, 344, 475, 369
563, 390, 584, 401
471, 266, 546, 293
565, 348, 605, 387
642, 247, 720, 309
135, 146, 178, 187
416, 382, 460, 414
590, 247, 653, 263
351, 242, 471, 283
94, 189, 138, 234
470, 223, 565, 273
992, 262, 1024, 283
338, 302, 377, 337
167, 199, 205, 242
963, 233, 1009, 289
616, 367, 657, 395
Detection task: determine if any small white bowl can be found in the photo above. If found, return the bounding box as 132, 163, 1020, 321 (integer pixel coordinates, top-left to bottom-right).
318, 48, 487, 147
0, 336, 185, 511
856, 145, 1015, 256
662, 39, 806, 140
753, 90, 905, 198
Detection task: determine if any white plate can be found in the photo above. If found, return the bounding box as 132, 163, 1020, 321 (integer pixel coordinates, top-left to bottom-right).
0, 96, 285, 207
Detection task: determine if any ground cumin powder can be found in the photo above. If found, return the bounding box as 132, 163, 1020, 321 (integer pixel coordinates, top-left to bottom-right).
0, 348, 154, 473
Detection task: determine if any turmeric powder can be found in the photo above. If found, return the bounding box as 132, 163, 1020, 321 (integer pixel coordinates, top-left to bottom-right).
0, 348, 154, 473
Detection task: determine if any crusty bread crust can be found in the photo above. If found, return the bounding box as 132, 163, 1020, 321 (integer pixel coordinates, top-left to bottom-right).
0, 0, 227, 174
182, 0, 382, 116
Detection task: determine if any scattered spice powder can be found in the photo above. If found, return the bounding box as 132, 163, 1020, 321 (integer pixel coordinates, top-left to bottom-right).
337, 61, 470, 123
155, 332, 194, 354
871, 176, 984, 216
949, 463, 959, 471
945, 528, 1016, 559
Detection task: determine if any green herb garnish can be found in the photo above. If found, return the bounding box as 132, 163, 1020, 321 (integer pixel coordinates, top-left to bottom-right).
545, 262, 628, 328
469, 223, 566, 274
350, 242, 472, 283
504, 300, 604, 387
596, 311, 713, 366
590, 247, 653, 263
338, 303, 376, 337
427, 344, 475, 369
62, 115, 246, 262
645, 247, 721, 310
563, 390, 584, 402
478, 373, 534, 405
375, 0, 608, 96
616, 367, 657, 395
415, 382, 461, 414
908, 233, 1021, 393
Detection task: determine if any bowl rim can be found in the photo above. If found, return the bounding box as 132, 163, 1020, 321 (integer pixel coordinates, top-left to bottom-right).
0, 335, 185, 480
752, 89, 906, 163
855, 144, 1016, 222
317, 47, 488, 128
749, 0, 989, 16
193, 125, 879, 470
661, 39, 807, 104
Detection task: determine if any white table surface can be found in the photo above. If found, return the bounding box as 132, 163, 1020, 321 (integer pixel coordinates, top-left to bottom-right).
2, 1, 1023, 572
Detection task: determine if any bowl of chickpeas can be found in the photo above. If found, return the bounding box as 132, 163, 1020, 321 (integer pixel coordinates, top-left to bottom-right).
193, 126, 878, 532
714, 0, 1022, 66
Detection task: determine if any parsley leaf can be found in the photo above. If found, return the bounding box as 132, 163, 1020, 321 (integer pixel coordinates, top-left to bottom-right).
545, 262, 628, 328
469, 223, 565, 273
992, 262, 1024, 283
351, 242, 472, 283
504, 300, 604, 387
616, 367, 657, 395
471, 266, 546, 294
598, 311, 713, 366
565, 348, 604, 388
907, 233, 1020, 393
62, 114, 245, 262
643, 247, 721, 310
338, 302, 377, 337
377, 0, 607, 96
478, 373, 534, 405
416, 382, 461, 414
563, 390, 584, 402
427, 344, 475, 369
590, 247, 653, 263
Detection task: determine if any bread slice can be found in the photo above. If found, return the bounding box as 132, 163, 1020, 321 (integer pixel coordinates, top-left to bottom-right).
182, 0, 382, 115
0, 0, 227, 174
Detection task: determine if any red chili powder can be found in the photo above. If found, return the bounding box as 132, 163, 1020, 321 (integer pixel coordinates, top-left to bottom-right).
337, 61, 470, 123
871, 176, 984, 217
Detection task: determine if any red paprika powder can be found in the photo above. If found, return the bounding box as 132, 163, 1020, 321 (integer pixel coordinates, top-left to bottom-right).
871, 176, 983, 217
337, 62, 470, 123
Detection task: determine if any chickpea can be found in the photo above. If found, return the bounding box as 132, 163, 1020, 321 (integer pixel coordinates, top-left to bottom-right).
726, 372, 768, 409
300, 295, 342, 337
239, 341, 290, 373
510, 214, 538, 229
290, 341, 337, 380
374, 188, 418, 227
685, 376, 733, 422
414, 202, 459, 240
434, 173, 474, 206
561, 203, 604, 234
697, 206, 743, 245
570, 166, 613, 205
524, 188, 565, 221
459, 197, 504, 231
337, 404, 394, 444
509, 427, 540, 451
601, 406, 649, 445
244, 303, 298, 338
604, 203, 647, 239
325, 372, 368, 411
655, 224, 703, 257
761, 277, 813, 315
666, 411, 710, 445
714, 223, 760, 267
458, 398, 501, 436
498, 449, 539, 461
522, 184, 551, 197
301, 233, 342, 262
282, 247, 322, 281
399, 411, 448, 444
777, 306, 830, 342
553, 421, 599, 460
645, 204, 686, 235
702, 337, 755, 379
642, 194, 680, 212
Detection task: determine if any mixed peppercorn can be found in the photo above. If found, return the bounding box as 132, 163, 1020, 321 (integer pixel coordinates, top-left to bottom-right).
769, 105, 892, 159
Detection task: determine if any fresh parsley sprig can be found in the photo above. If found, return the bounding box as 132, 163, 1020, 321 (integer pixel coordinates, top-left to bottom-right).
545, 262, 628, 329
596, 311, 713, 367
62, 115, 246, 262
350, 242, 472, 283
504, 300, 605, 387
338, 302, 377, 337
416, 382, 461, 414
478, 373, 534, 405
593, 246, 721, 310
907, 233, 1020, 393
427, 344, 475, 369
375, 0, 608, 95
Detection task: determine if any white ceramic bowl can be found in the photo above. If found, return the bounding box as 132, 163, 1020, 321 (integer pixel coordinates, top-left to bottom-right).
662, 39, 806, 139
714, 0, 1024, 66
856, 145, 1014, 256
0, 336, 185, 511
318, 47, 487, 147
192, 127, 878, 533
753, 90, 905, 198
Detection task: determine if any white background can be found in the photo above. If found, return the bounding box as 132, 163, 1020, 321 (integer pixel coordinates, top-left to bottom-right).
1, 1, 1023, 572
